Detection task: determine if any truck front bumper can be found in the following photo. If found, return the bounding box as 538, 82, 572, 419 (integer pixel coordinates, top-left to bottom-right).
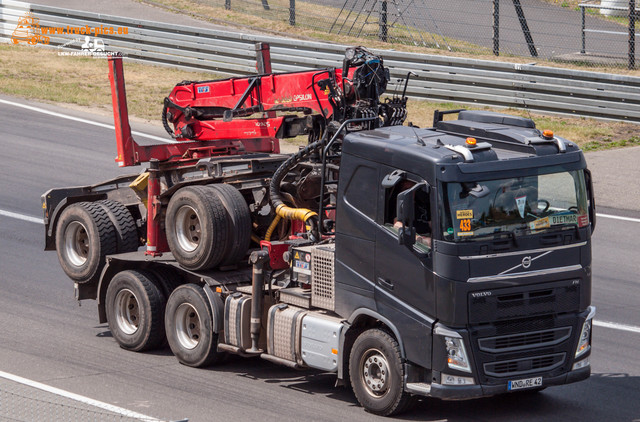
428, 366, 590, 400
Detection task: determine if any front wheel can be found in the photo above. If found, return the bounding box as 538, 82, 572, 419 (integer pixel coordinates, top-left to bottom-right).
165, 284, 223, 367
349, 329, 415, 416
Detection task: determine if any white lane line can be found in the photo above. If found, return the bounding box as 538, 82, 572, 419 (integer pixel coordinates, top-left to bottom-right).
594, 320, 640, 334
0, 98, 174, 144
0, 370, 160, 421
0, 209, 44, 225
596, 213, 640, 223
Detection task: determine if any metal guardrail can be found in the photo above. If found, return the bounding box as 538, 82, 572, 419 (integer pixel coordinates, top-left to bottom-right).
1, 0, 640, 123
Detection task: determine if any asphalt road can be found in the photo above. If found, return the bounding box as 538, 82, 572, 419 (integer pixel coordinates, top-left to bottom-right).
0, 96, 639, 422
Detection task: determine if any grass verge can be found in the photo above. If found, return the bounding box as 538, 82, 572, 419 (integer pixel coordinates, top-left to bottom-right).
1, 43, 637, 152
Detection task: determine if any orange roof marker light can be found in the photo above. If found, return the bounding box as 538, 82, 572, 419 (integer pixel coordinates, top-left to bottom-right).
542, 129, 554, 139
466, 137, 477, 147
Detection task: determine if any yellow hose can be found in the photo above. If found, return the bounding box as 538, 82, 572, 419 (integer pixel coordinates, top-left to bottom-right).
264, 215, 282, 241
275, 204, 317, 223
263, 205, 318, 241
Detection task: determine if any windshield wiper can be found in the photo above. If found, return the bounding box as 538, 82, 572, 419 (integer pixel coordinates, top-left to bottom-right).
472, 229, 519, 246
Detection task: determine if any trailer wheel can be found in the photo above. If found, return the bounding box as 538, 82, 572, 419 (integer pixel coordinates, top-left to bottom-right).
166, 186, 229, 270
349, 329, 415, 416
105, 270, 166, 352
210, 184, 251, 266
165, 284, 223, 367
55, 202, 117, 284
97, 200, 139, 253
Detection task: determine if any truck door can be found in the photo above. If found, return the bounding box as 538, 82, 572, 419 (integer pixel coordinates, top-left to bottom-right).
373, 169, 435, 368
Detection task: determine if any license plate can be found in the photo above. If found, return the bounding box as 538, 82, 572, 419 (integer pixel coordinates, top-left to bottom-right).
550, 214, 578, 225
508, 376, 542, 391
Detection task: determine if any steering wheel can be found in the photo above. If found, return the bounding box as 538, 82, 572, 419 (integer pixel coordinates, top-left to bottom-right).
538, 199, 550, 213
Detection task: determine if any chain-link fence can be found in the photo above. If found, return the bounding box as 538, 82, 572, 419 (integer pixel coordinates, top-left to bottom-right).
0, 374, 179, 422
196, 0, 640, 68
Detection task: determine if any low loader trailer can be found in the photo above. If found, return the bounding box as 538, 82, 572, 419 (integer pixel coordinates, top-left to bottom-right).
42, 45, 595, 416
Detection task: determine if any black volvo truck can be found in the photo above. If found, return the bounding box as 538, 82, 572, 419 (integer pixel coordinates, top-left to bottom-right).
43, 109, 595, 416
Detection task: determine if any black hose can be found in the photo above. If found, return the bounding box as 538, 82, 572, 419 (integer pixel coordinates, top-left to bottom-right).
269, 139, 323, 213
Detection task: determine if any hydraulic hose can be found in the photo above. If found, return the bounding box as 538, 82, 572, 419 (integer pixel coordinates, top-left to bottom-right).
264, 215, 282, 241
268, 140, 322, 229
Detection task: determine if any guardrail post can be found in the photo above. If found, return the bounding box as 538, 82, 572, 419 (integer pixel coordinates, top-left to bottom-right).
225, 0, 230, 10
630, 0, 636, 69
289, 0, 295, 26
493, 0, 499, 56
379, 0, 388, 42
581, 5, 586, 54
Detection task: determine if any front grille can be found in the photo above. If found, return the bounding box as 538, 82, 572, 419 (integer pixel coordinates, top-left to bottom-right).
478, 327, 572, 353
484, 353, 566, 377
469, 285, 579, 324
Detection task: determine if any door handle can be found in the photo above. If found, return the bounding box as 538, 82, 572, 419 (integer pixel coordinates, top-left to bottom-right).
377, 277, 394, 290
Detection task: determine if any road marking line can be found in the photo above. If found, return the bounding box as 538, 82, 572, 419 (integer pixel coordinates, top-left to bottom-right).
0, 210, 44, 225
594, 320, 640, 334
596, 213, 640, 223
0, 98, 174, 144
0, 370, 160, 421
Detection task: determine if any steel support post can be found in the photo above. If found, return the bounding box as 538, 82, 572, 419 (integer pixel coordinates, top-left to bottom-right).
630, 0, 636, 69
379, 0, 388, 42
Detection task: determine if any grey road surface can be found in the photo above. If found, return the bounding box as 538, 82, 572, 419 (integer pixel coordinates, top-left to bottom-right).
0, 96, 639, 421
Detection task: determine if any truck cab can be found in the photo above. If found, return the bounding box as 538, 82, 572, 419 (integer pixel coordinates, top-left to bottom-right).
334, 109, 594, 400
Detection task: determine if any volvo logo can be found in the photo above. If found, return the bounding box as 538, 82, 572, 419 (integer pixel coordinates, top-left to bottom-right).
522, 256, 532, 269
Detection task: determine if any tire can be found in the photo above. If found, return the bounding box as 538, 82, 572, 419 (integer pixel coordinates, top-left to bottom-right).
105, 270, 166, 352
96, 200, 139, 253
55, 202, 117, 284
349, 329, 415, 416
209, 184, 251, 266
165, 284, 223, 367
165, 185, 229, 270
146, 267, 183, 300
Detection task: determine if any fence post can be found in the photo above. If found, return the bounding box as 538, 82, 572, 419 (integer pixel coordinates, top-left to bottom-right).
493, 0, 499, 56
512, 0, 537, 57
581, 5, 586, 54
225, 0, 230, 10
289, 0, 295, 26
379, 0, 388, 42
630, 0, 636, 69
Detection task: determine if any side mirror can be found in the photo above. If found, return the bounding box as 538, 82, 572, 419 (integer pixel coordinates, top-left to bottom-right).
396, 182, 429, 246
584, 169, 596, 233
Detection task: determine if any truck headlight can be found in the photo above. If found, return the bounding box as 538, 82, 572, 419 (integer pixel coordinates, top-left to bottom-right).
445, 337, 472, 373
435, 325, 472, 373
575, 306, 596, 359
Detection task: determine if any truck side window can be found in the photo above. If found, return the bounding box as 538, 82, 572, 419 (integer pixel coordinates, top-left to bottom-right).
344, 165, 377, 220
384, 181, 432, 251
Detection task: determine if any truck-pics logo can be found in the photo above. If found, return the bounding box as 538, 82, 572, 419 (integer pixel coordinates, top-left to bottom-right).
11, 13, 50, 46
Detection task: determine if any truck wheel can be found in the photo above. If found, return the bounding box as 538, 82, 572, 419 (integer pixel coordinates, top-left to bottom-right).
146, 267, 183, 300
165, 284, 223, 367
97, 200, 139, 253
209, 184, 251, 266
349, 329, 415, 416
165, 186, 229, 270
105, 270, 166, 352
55, 202, 117, 284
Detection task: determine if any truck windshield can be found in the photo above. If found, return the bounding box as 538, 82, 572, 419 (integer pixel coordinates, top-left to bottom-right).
440, 170, 589, 242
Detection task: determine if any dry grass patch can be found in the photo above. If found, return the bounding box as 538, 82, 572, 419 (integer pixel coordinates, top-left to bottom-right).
0, 44, 220, 122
